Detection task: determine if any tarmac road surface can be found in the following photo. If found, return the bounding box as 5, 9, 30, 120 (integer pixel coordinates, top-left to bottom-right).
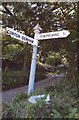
2, 74, 64, 102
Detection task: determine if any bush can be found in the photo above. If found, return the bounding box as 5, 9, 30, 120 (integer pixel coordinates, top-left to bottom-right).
14, 92, 28, 102
2, 71, 29, 91
46, 56, 61, 66
46, 56, 55, 66
2, 77, 78, 119
2, 103, 15, 118
2, 64, 47, 90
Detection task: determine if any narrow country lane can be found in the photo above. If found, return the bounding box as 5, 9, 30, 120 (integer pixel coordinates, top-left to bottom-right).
2, 74, 64, 102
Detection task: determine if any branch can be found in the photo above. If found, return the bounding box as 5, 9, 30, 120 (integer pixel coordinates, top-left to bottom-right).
60, 6, 75, 18
0, 6, 14, 16
1, 5, 24, 30
4, 6, 14, 16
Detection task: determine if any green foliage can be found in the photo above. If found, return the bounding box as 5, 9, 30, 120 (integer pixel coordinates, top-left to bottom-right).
25, 96, 52, 119
14, 92, 28, 102
51, 109, 61, 118
2, 71, 29, 90
46, 56, 55, 66
1, 2, 77, 86
2, 43, 23, 59
3, 93, 28, 118
2, 77, 78, 119
2, 100, 27, 118
46, 55, 61, 66
1, 3, 78, 118
2, 103, 15, 118
25, 103, 36, 118
2, 65, 46, 90
68, 108, 77, 118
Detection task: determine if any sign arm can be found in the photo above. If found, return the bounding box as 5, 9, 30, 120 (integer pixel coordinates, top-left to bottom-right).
6, 27, 34, 45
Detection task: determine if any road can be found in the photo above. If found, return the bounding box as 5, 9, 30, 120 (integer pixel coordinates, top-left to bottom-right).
2, 74, 64, 102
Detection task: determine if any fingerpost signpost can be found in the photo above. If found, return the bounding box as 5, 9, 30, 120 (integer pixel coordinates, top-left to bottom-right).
6, 24, 70, 95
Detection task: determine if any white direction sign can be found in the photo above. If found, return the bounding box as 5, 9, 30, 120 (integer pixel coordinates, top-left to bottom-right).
38, 30, 70, 40
28, 95, 50, 104
6, 27, 34, 45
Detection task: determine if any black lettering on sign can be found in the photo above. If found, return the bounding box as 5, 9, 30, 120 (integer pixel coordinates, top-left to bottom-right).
22, 36, 26, 41
11, 31, 20, 38
7, 30, 20, 38
7, 30, 10, 34
22, 36, 33, 43
40, 33, 59, 38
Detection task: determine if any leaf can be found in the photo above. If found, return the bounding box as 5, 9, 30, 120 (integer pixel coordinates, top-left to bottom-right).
52, 109, 61, 118
68, 108, 77, 118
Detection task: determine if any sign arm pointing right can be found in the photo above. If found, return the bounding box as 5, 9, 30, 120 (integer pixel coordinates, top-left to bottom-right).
38, 30, 70, 40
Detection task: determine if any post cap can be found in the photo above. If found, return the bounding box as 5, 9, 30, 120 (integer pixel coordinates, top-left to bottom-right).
33, 24, 42, 31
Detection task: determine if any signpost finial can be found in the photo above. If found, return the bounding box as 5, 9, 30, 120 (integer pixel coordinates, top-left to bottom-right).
33, 23, 42, 33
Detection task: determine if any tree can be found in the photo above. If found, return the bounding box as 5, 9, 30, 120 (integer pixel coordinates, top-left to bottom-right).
1, 2, 78, 84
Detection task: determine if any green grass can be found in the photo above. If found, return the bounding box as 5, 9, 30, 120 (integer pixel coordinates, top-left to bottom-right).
2, 78, 79, 119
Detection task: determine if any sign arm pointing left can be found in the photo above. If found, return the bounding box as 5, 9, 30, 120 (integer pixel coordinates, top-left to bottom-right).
6, 27, 35, 46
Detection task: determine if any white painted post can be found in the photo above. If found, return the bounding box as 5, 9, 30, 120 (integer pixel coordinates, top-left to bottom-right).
28, 24, 42, 95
